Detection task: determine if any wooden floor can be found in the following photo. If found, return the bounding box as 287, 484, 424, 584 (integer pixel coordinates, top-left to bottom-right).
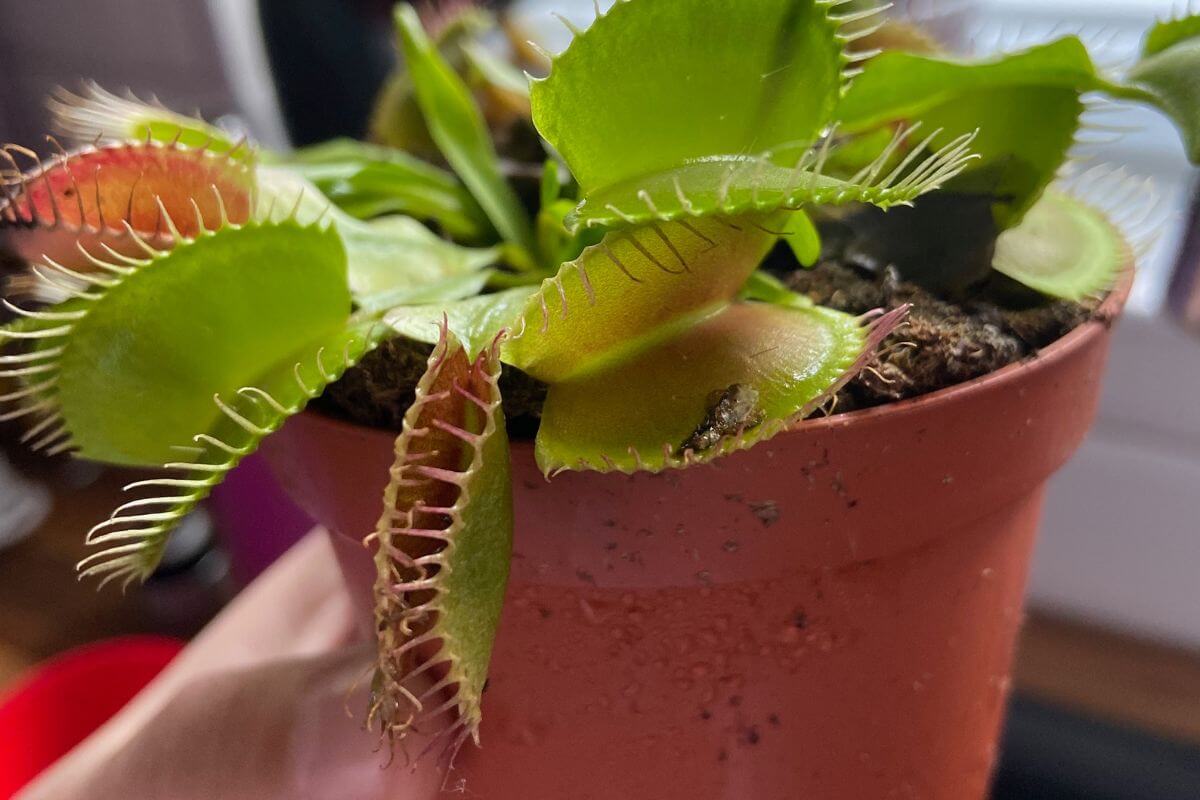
2, 452, 1199, 747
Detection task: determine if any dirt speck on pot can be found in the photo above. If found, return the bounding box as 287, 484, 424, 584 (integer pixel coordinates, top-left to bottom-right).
749, 501, 780, 527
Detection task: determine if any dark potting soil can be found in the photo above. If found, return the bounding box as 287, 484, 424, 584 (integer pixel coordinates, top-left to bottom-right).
785, 260, 1101, 412
317, 255, 1102, 434
319, 335, 548, 436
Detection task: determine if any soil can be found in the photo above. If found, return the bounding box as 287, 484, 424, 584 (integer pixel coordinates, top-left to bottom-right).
318, 336, 548, 436
317, 252, 1102, 433
784, 259, 1100, 412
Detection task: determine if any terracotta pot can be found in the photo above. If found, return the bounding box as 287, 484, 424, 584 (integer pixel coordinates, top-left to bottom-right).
261, 281, 1127, 800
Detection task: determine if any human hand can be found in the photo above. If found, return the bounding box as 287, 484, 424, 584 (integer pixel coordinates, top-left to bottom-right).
18, 531, 444, 800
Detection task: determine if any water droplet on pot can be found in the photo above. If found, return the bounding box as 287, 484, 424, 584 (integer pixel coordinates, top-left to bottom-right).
578, 597, 600, 624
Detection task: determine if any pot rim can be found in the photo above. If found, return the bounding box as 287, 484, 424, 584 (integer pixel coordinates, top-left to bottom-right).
308, 271, 1133, 441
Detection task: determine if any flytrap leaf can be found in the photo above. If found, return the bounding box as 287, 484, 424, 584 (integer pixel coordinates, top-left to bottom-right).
1, 304, 86, 447
499, 211, 905, 474
286, 138, 490, 241
1125, 14, 1200, 162
836, 38, 1099, 225
0, 139, 253, 270
1143, 14, 1200, 56
12, 220, 351, 466
78, 318, 389, 588
536, 302, 906, 474
48, 82, 242, 153
530, 0, 849, 196
395, 4, 536, 258
502, 214, 782, 383
369, 326, 511, 751
992, 189, 1131, 300
567, 125, 979, 231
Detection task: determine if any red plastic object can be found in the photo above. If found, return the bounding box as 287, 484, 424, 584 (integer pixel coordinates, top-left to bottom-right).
0, 636, 183, 798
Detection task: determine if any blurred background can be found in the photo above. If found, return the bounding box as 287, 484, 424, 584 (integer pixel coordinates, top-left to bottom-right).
0, 1, 1197, 798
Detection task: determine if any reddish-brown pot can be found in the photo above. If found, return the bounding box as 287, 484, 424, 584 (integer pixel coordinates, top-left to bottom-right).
261, 283, 1126, 800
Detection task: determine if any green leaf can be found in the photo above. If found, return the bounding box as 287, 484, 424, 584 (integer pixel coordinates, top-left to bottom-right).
31, 221, 352, 466
782, 209, 821, 267
463, 41, 531, 115
369, 326, 511, 748
836, 38, 1097, 130
740, 269, 815, 308
77, 317, 389, 588
530, 0, 849, 195
48, 82, 243, 154
1143, 14, 1200, 56
369, 4, 494, 155
385, 286, 536, 353
255, 167, 498, 299
357, 270, 496, 315
1, 300, 91, 447
499, 201, 906, 474
992, 190, 1130, 300
535, 302, 905, 475
286, 138, 489, 240
1126, 16, 1200, 162
395, 4, 535, 257
836, 38, 1098, 225
503, 215, 782, 383
337, 215, 499, 299
566, 127, 978, 231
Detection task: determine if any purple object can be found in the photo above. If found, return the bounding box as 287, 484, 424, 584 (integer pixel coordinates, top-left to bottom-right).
208, 452, 315, 584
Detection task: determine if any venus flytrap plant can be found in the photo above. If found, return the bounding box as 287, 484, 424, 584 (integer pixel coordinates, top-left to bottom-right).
368, 0, 511, 158
368, 323, 510, 750
80, 314, 388, 587
1123, 15, 1200, 162
835, 37, 1101, 224
528, 0, 977, 233
1, 211, 389, 586
831, 13, 1200, 297
0, 136, 255, 272
2, 0, 1199, 758
393, 4, 538, 266
285, 138, 490, 240
497, 212, 907, 473
48, 82, 247, 154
